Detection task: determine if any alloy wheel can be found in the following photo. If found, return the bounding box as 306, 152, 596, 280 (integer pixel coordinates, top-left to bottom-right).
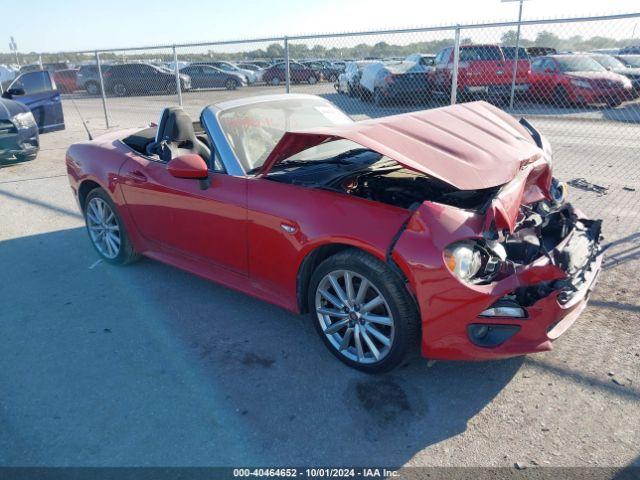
86, 197, 121, 259
315, 270, 395, 365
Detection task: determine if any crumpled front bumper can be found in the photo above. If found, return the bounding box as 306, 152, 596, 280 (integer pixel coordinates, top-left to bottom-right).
392, 200, 604, 361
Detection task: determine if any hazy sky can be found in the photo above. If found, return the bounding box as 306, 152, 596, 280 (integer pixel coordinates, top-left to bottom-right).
5, 0, 640, 52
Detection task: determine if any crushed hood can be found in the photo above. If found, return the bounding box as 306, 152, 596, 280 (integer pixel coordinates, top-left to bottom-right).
259, 101, 544, 190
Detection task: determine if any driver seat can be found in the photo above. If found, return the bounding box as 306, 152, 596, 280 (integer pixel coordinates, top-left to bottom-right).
148, 107, 210, 163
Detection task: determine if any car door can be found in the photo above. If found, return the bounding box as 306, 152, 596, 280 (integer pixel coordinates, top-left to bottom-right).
5, 70, 65, 133
182, 66, 202, 88
203, 67, 226, 88
118, 148, 248, 275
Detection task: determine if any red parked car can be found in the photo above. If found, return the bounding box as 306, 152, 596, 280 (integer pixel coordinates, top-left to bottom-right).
52, 69, 79, 93
66, 94, 603, 372
432, 44, 530, 98
262, 62, 319, 86
528, 55, 634, 107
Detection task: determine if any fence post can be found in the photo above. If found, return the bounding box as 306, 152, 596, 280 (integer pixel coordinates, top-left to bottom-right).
508, 0, 524, 110
172, 45, 183, 106
95, 51, 110, 129
284, 36, 290, 93
450, 25, 461, 105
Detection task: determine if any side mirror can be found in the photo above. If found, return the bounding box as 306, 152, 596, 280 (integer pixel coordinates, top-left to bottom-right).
6, 87, 26, 97
167, 154, 208, 179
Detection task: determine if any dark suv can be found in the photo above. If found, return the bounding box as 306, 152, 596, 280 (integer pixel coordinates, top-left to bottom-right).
102, 63, 191, 96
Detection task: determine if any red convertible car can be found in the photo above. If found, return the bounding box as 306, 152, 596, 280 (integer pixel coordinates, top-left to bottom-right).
66, 94, 603, 372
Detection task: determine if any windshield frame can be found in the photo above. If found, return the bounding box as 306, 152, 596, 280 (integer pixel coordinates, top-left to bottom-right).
201, 96, 354, 177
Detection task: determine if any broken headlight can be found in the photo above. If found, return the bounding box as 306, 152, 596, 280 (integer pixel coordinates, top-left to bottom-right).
444, 240, 501, 284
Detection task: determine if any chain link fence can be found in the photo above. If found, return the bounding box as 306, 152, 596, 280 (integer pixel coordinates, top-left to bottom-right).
4, 13, 640, 244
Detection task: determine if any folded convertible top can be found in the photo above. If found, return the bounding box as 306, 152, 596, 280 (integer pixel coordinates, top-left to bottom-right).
260, 101, 543, 190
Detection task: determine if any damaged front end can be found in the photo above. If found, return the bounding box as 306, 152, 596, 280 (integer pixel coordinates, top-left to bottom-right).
391, 164, 604, 361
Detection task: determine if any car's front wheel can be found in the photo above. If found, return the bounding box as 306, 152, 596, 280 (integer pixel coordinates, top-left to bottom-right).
85, 81, 100, 95
308, 249, 419, 373
84, 189, 139, 265
271, 77, 281, 86
308, 75, 318, 85
225, 79, 239, 90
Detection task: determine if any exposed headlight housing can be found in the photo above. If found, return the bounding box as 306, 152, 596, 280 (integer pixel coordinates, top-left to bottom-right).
12, 111, 36, 130
444, 240, 501, 284
570, 79, 591, 89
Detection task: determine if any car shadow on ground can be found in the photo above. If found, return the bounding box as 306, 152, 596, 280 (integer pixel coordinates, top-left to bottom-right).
1, 227, 523, 466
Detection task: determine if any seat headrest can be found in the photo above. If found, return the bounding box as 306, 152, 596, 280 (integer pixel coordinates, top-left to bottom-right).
157, 107, 195, 144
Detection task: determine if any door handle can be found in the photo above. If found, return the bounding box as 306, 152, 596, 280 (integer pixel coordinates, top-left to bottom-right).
125, 170, 148, 183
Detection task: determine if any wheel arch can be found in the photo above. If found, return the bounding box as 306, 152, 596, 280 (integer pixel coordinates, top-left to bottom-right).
295, 241, 411, 314
78, 179, 104, 211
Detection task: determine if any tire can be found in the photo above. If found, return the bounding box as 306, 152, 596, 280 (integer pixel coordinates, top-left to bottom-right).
328, 74, 338, 83
225, 79, 239, 90
166, 81, 177, 94
308, 75, 318, 85
607, 98, 622, 108
85, 81, 99, 95
347, 83, 355, 97
271, 77, 281, 86
83, 188, 139, 265
308, 249, 420, 373
113, 83, 127, 97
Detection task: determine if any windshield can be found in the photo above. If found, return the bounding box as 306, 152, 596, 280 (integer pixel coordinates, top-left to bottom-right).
502, 47, 529, 60
617, 55, 640, 68
217, 98, 353, 172
592, 55, 626, 70
556, 56, 606, 72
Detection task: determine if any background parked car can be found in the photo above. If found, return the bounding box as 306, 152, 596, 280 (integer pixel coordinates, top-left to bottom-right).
0, 97, 39, 161
262, 62, 319, 85
193, 62, 256, 84
300, 61, 341, 82
405, 53, 436, 71
103, 63, 191, 96
179, 65, 246, 90
528, 55, 633, 107
590, 54, 640, 94
76, 65, 104, 95
359, 61, 430, 105
526, 47, 558, 57
335, 60, 377, 96
52, 69, 79, 93
236, 63, 265, 82
432, 44, 530, 99
2, 70, 65, 133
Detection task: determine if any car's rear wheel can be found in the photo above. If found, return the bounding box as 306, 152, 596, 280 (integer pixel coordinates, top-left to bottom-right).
84, 189, 139, 265
113, 83, 127, 97
308, 75, 318, 85
85, 81, 99, 95
225, 79, 239, 90
166, 81, 177, 94
308, 249, 420, 373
